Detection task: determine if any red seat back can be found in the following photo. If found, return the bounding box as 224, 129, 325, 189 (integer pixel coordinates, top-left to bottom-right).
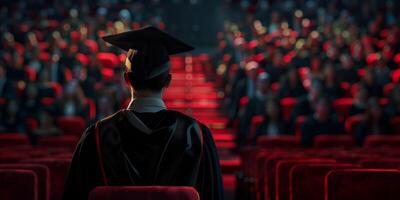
326, 169, 400, 200
275, 159, 336, 200
56, 116, 86, 136
280, 98, 297, 121
89, 186, 200, 200
257, 136, 301, 149
0, 133, 29, 147
360, 158, 400, 169
0, 169, 38, 200
21, 158, 71, 200
313, 135, 356, 148
290, 164, 359, 200
332, 98, 353, 121
364, 135, 400, 148
0, 164, 50, 200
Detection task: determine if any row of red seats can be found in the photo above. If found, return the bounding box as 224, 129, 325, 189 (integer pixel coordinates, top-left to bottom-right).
239, 147, 400, 200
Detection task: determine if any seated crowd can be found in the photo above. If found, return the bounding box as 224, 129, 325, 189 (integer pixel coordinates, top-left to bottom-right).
216, 0, 400, 147
0, 1, 170, 142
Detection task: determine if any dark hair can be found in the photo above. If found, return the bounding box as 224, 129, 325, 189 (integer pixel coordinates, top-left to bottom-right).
125, 71, 171, 92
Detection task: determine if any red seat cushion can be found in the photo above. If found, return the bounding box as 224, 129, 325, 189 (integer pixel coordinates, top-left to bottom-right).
37, 135, 79, 150
326, 169, 400, 200
0, 164, 49, 200
21, 158, 71, 200
89, 186, 200, 200
290, 164, 359, 200
0, 169, 38, 200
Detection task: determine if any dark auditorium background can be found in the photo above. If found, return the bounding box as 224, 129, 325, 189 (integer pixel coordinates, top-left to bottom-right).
1, 0, 400, 200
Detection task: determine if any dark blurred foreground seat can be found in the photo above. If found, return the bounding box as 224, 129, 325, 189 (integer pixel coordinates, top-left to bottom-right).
290, 163, 359, 200
21, 158, 70, 200
89, 186, 200, 200
326, 169, 400, 200
0, 169, 38, 200
0, 164, 49, 200
0, 133, 29, 147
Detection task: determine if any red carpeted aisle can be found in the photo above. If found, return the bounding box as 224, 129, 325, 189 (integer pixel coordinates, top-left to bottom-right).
164, 55, 239, 200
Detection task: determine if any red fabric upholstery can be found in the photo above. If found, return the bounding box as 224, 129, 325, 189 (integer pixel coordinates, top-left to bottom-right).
344, 114, 365, 134
332, 98, 353, 120
295, 116, 306, 136
257, 136, 300, 149
0, 164, 50, 200
280, 98, 297, 121
0, 133, 29, 147
326, 169, 400, 200
389, 117, 400, 134
364, 135, 400, 148
89, 186, 200, 200
56, 116, 86, 136
275, 159, 336, 200
313, 135, 356, 148
21, 158, 71, 200
290, 164, 359, 200
97, 52, 119, 68
37, 135, 79, 149
360, 158, 400, 169
0, 169, 38, 200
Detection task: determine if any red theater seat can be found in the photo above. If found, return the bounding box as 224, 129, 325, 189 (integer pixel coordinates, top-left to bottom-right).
281, 98, 297, 121
333, 98, 353, 120
0, 133, 29, 147
56, 116, 86, 136
345, 114, 365, 134
0, 164, 50, 200
0, 169, 38, 200
389, 117, 400, 134
89, 186, 200, 200
360, 158, 400, 169
37, 135, 79, 149
21, 158, 71, 200
364, 135, 400, 148
97, 52, 119, 68
275, 159, 336, 200
290, 164, 359, 200
326, 169, 400, 200
257, 136, 301, 149
314, 135, 356, 148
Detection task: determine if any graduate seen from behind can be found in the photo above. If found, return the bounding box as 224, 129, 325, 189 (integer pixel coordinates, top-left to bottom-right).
63, 26, 223, 200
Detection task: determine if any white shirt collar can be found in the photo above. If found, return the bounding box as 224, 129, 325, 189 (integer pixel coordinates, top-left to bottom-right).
127, 96, 167, 113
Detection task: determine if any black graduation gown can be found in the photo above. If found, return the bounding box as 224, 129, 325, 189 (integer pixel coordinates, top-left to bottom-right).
63, 109, 223, 200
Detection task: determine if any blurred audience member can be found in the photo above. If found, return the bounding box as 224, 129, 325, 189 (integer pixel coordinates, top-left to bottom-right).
348, 85, 369, 116
255, 99, 288, 138
301, 97, 343, 147
386, 85, 400, 118
278, 67, 306, 98
355, 98, 392, 145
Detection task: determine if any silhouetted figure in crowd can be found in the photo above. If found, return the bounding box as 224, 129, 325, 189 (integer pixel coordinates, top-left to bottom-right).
355, 98, 392, 145
301, 97, 343, 147
255, 99, 288, 138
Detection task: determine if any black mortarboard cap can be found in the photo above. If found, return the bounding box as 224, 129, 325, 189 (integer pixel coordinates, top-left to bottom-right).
102, 26, 194, 80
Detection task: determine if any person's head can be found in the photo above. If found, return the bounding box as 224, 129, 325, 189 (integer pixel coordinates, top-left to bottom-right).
363, 68, 376, 85
124, 69, 171, 94
354, 85, 368, 104
256, 72, 270, 95
340, 54, 353, 69
245, 61, 259, 81
287, 67, 300, 85
264, 99, 281, 120
323, 61, 336, 82
315, 96, 332, 121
